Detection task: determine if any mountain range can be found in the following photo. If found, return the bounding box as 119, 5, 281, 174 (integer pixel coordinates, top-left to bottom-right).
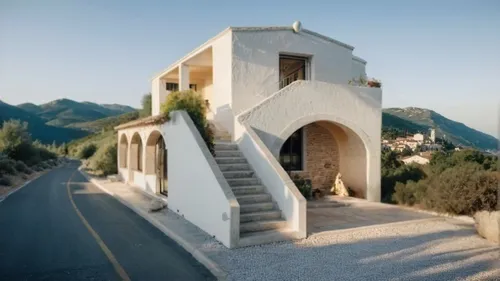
0, 99, 137, 144
17, 99, 135, 127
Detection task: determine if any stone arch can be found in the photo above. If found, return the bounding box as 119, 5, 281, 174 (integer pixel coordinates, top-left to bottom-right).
130, 132, 143, 171
272, 114, 371, 199
118, 133, 128, 168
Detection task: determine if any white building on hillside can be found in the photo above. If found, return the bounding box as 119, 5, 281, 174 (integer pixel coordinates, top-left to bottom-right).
114, 22, 382, 248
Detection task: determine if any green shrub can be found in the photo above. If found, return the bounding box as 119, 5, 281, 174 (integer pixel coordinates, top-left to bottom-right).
161, 90, 214, 155
89, 143, 117, 176
422, 163, 498, 215
0, 157, 17, 175
14, 161, 30, 174
78, 143, 97, 159
292, 174, 312, 199
0, 177, 11, 186
0, 120, 31, 160
381, 163, 426, 203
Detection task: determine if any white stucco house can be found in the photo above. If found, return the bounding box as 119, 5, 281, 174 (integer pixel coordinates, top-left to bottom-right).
115, 22, 382, 248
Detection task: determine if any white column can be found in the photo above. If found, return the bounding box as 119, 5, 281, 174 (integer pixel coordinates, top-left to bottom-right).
151, 78, 162, 116
179, 63, 190, 91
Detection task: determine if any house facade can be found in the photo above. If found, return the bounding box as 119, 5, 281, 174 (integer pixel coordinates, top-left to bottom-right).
115, 23, 382, 248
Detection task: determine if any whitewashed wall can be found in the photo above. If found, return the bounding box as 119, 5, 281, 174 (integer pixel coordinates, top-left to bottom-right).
351, 57, 367, 81
231, 30, 354, 119
211, 31, 233, 134
236, 80, 382, 202
116, 111, 240, 248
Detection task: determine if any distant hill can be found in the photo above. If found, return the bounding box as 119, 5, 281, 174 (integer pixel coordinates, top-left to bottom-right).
67, 111, 140, 132
17, 99, 136, 127
0, 100, 89, 144
383, 107, 498, 150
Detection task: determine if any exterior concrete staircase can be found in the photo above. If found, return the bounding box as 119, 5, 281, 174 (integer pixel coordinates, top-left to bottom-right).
210, 122, 294, 247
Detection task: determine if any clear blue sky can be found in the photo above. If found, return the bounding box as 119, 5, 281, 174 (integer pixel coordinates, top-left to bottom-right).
1, 0, 499, 137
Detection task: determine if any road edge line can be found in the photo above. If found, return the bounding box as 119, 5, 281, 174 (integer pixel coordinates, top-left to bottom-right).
77, 167, 228, 281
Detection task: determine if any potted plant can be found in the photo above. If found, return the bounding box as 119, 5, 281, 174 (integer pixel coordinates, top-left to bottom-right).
367, 78, 382, 88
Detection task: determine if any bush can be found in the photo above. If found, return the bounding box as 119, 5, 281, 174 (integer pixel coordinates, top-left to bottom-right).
0, 120, 32, 160
422, 163, 498, 215
78, 143, 97, 159
161, 90, 214, 155
0, 177, 11, 186
14, 161, 30, 174
0, 157, 17, 175
89, 143, 117, 176
381, 163, 426, 203
292, 174, 312, 199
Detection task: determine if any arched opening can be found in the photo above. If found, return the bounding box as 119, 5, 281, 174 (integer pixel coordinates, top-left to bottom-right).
145, 131, 168, 195
119, 134, 128, 168
130, 133, 143, 172
278, 121, 367, 199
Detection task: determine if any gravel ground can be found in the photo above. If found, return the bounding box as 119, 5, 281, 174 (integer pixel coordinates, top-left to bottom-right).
200, 219, 500, 281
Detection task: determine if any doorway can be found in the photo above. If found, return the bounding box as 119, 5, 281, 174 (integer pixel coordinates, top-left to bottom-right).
279, 55, 309, 89
155, 137, 168, 195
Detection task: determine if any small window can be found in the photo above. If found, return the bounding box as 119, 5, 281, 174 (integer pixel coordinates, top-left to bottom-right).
189, 84, 197, 91
166, 83, 179, 91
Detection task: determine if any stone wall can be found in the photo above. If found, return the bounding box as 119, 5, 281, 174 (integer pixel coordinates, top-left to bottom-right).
292, 123, 339, 193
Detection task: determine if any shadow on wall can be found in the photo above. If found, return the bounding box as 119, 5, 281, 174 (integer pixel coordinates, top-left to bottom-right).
220, 224, 500, 280
214, 104, 234, 132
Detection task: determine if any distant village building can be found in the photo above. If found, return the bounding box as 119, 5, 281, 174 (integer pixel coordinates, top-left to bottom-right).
413, 133, 424, 143
430, 128, 436, 143
402, 154, 431, 165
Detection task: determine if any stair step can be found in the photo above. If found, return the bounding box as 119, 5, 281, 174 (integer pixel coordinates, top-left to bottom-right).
215, 150, 242, 157
240, 202, 275, 213
240, 210, 282, 223
232, 185, 265, 195
218, 163, 251, 171
215, 157, 247, 164
236, 193, 272, 204
227, 177, 260, 186
214, 143, 238, 150
222, 170, 254, 179
240, 219, 287, 233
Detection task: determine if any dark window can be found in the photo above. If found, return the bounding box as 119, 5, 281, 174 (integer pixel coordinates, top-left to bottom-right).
279, 128, 303, 171
166, 83, 197, 91
166, 83, 178, 91
137, 143, 143, 171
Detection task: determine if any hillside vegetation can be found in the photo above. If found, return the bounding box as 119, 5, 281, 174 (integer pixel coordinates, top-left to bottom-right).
18, 98, 136, 127
0, 100, 88, 144
0, 120, 65, 191
68, 94, 150, 176
383, 107, 498, 150
67, 111, 140, 132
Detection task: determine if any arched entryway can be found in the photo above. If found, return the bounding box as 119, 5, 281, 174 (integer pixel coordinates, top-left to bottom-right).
130, 133, 143, 182
277, 120, 368, 199
145, 130, 168, 195
119, 134, 128, 168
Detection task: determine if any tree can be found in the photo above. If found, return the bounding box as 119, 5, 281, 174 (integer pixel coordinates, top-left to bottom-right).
400, 147, 413, 157
0, 120, 32, 160
140, 93, 152, 117
423, 162, 498, 215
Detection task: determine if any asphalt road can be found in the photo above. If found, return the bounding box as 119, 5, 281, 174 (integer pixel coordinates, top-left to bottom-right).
0, 162, 215, 281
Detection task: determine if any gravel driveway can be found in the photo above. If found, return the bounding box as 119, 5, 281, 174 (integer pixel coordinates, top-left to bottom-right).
202, 218, 500, 281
